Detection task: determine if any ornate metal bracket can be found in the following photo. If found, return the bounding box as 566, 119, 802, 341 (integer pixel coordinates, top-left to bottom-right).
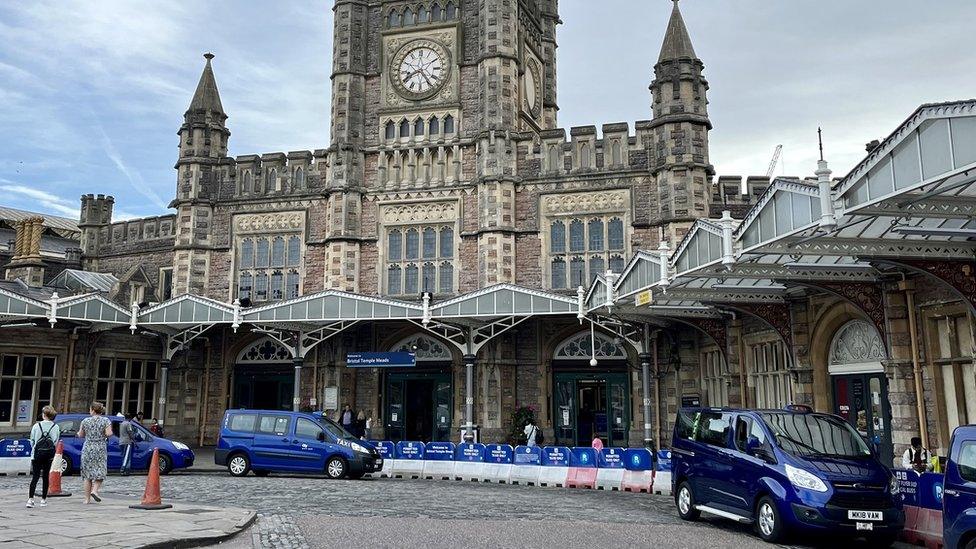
881, 258, 976, 314
163, 324, 214, 360
674, 317, 730, 365
719, 302, 794, 355
794, 280, 888, 343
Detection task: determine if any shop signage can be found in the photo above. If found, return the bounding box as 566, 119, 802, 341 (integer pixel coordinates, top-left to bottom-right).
346, 352, 416, 368
634, 290, 653, 307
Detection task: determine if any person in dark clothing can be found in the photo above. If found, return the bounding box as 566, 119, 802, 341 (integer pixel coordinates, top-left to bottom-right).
27, 406, 60, 508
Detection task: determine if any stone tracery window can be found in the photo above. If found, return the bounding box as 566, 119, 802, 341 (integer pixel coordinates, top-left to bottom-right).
554, 332, 626, 360
236, 233, 303, 302
386, 224, 455, 295
391, 334, 452, 361
550, 215, 628, 289
238, 337, 292, 364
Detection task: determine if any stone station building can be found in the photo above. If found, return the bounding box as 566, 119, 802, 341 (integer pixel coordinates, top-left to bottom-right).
0, 1, 974, 467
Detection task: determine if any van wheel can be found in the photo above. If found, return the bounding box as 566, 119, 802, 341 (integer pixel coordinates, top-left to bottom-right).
964, 538, 976, 549
59, 457, 72, 476
675, 482, 700, 521
228, 454, 251, 477
755, 496, 785, 543
326, 457, 347, 479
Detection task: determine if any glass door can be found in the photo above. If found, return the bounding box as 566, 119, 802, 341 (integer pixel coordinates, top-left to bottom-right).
554, 376, 576, 447
385, 378, 405, 441
434, 379, 452, 442
608, 376, 628, 446
384, 371, 452, 442
833, 373, 893, 465
553, 372, 630, 447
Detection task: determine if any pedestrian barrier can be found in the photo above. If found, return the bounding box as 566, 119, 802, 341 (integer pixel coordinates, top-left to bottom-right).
453, 443, 485, 481
482, 444, 513, 484
0, 438, 32, 476
367, 441, 396, 479
539, 446, 570, 487
509, 446, 542, 486
566, 447, 598, 489
392, 441, 425, 479
595, 448, 625, 490
422, 442, 456, 480
621, 448, 654, 493
652, 449, 672, 495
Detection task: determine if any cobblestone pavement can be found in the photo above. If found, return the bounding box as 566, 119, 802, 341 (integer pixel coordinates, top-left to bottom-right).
0, 472, 907, 548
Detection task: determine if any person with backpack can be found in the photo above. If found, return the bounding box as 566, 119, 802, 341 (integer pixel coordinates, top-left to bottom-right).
27, 405, 60, 508
119, 413, 135, 476
523, 417, 542, 448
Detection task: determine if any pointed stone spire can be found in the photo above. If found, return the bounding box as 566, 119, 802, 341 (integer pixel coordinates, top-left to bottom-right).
187, 53, 224, 115
658, 0, 697, 62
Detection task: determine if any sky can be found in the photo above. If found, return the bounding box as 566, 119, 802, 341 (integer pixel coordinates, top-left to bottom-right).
0, 0, 973, 221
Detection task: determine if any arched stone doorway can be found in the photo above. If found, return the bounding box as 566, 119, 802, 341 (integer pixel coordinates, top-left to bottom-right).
383, 333, 454, 443
233, 337, 294, 411
551, 330, 629, 447
827, 319, 894, 465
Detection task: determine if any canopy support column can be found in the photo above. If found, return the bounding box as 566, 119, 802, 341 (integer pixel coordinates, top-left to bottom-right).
292, 357, 304, 412
463, 352, 476, 443
639, 326, 654, 450
158, 359, 170, 426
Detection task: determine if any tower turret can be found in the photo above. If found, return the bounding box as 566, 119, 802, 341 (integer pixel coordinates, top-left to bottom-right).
649, 0, 714, 239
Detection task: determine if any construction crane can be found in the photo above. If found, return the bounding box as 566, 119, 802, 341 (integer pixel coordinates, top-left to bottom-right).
766, 144, 783, 180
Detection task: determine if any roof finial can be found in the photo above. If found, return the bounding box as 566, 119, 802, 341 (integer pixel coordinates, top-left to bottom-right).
204, 52, 215, 61
817, 127, 824, 161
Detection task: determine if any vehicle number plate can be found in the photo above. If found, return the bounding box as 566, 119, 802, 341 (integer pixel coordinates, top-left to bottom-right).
848, 510, 883, 521
855, 522, 874, 531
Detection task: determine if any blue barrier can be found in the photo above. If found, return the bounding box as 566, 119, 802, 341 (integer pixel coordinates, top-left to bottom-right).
542, 446, 571, 466
571, 447, 597, 467
485, 444, 514, 464
395, 441, 425, 460
655, 449, 672, 472
623, 448, 653, 471
0, 439, 31, 457
424, 442, 455, 461
513, 446, 541, 465
455, 443, 485, 462
372, 441, 395, 459
599, 448, 625, 469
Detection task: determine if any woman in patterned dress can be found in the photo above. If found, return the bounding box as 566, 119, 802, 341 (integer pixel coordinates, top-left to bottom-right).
77, 401, 112, 504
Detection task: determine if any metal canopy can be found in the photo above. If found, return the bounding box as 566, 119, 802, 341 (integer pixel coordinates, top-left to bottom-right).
737, 180, 823, 254
242, 290, 422, 325
55, 293, 130, 326
428, 284, 577, 320
139, 294, 236, 327
673, 219, 726, 276
0, 286, 49, 320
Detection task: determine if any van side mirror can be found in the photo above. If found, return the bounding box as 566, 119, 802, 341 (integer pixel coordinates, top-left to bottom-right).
317, 431, 326, 442
747, 436, 775, 463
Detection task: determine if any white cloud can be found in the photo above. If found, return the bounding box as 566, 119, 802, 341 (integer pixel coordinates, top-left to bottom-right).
96, 127, 169, 211
0, 182, 80, 218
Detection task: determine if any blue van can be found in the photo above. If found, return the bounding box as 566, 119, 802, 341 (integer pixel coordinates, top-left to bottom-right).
215, 409, 382, 479
944, 425, 976, 549
671, 406, 903, 545
54, 414, 194, 475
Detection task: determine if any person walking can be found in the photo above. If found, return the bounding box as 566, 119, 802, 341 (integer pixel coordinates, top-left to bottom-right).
341, 405, 354, 432
149, 418, 164, 438
119, 413, 135, 476
355, 410, 366, 439
364, 414, 374, 441
77, 402, 112, 504
523, 418, 539, 448
26, 406, 60, 508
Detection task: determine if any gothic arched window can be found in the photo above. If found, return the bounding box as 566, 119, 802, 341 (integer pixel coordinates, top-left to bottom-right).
431, 2, 441, 20
421, 262, 436, 292
549, 145, 560, 171
242, 170, 252, 194
385, 120, 396, 140
270, 270, 284, 300
266, 169, 278, 192
588, 218, 604, 251
551, 258, 566, 289
414, 118, 425, 137
550, 221, 566, 253
254, 272, 269, 301
388, 229, 402, 261
589, 256, 604, 282
388, 9, 401, 27
443, 115, 455, 134
570, 257, 585, 287
240, 238, 254, 268
293, 167, 305, 189
569, 219, 584, 252
446, 1, 457, 18
256, 238, 270, 267
271, 236, 285, 267
608, 217, 624, 250
387, 265, 402, 295
429, 116, 440, 135
287, 236, 301, 266
418, 5, 428, 22
611, 141, 622, 165
403, 7, 415, 25
405, 228, 419, 260
238, 273, 252, 300
439, 261, 453, 293
423, 227, 437, 258
609, 254, 625, 274
439, 227, 454, 258
579, 144, 591, 169
400, 119, 410, 138
286, 270, 300, 299
404, 264, 419, 294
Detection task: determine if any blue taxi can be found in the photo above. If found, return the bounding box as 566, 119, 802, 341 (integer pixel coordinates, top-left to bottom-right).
215, 409, 382, 479
55, 414, 194, 475
944, 425, 976, 549
671, 405, 903, 545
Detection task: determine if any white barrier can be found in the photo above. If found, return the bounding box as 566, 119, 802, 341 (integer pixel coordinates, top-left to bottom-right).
652, 471, 672, 495
422, 460, 456, 480
538, 466, 569, 487
509, 465, 541, 486
482, 462, 512, 484
365, 458, 395, 479
0, 457, 31, 475
454, 461, 484, 481
595, 468, 625, 491
392, 459, 425, 479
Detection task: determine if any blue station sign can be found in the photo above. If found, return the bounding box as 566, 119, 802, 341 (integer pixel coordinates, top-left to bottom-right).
0, 438, 31, 458
347, 352, 416, 368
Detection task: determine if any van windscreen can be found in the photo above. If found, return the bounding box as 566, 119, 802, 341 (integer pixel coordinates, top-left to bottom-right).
318, 416, 357, 441
760, 412, 871, 458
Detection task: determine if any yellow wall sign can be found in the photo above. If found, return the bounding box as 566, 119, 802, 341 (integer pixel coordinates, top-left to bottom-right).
634, 290, 653, 307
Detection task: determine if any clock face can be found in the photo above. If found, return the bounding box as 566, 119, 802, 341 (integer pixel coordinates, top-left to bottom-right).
524, 58, 542, 118
390, 40, 451, 100
399, 47, 444, 94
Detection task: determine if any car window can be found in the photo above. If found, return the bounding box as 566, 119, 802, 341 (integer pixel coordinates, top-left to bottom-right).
296, 418, 323, 440
958, 441, 976, 483
734, 416, 768, 453
695, 412, 731, 448
56, 418, 82, 436
229, 414, 257, 433
257, 415, 290, 436
674, 410, 696, 441
110, 421, 120, 437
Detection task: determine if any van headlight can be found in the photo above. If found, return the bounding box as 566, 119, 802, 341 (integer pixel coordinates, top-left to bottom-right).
350, 442, 370, 454
889, 474, 900, 495
172, 442, 190, 451
785, 464, 828, 493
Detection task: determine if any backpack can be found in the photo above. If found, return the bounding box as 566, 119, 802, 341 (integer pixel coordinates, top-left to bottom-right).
34, 423, 56, 460
534, 426, 544, 445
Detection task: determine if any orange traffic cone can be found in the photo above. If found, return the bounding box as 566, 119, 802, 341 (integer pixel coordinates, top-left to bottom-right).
47, 440, 71, 497
129, 448, 172, 510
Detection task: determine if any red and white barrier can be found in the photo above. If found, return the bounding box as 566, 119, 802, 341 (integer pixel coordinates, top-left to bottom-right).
566, 467, 597, 489
621, 469, 655, 493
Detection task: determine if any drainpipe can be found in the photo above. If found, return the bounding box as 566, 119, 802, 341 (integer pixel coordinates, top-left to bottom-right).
903, 280, 928, 448
653, 336, 662, 451
159, 358, 170, 425
735, 316, 748, 409
62, 328, 78, 411
639, 325, 655, 450
198, 338, 212, 447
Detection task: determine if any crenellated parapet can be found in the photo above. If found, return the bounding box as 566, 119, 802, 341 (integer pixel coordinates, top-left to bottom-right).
96, 214, 177, 255
516, 122, 652, 179
232, 150, 325, 197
